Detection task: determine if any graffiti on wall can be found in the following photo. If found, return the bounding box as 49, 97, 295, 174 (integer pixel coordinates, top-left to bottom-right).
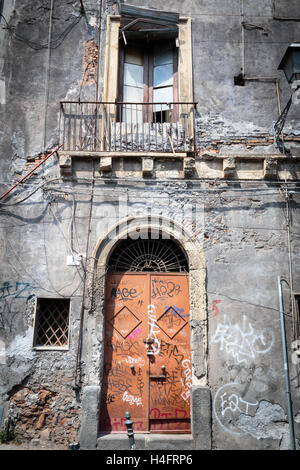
0, 281, 35, 333
211, 314, 274, 366
213, 382, 259, 436
210, 305, 277, 435
0, 282, 34, 299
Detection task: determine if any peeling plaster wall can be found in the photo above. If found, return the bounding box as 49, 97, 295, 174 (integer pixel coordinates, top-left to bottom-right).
127, 0, 300, 155
0, 180, 299, 448
0, 0, 299, 450
0, 0, 101, 190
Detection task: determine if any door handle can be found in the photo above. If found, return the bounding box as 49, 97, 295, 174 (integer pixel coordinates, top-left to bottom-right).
150, 366, 167, 379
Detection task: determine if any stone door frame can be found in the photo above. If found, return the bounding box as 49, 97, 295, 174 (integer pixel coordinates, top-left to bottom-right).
79, 215, 211, 449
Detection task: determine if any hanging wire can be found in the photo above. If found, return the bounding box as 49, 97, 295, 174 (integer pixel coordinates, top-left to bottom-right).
0, 10, 83, 50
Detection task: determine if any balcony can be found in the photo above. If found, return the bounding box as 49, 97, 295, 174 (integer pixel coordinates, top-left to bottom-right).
59, 101, 196, 155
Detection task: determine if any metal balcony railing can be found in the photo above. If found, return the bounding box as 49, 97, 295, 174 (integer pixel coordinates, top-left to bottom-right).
59, 101, 196, 153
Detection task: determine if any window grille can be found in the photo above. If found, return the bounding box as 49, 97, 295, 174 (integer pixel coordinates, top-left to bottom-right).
33, 298, 70, 348
108, 237, 189, 273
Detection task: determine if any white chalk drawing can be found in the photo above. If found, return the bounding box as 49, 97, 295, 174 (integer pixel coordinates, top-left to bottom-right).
123, 390, 143, 407
211, 314, 274, 365
181, 359, 193, 401
147, 304, 160, 355
213, 382, 259, 436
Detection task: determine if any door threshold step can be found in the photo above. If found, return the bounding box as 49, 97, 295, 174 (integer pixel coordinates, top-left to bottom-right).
97, 433, 194, 450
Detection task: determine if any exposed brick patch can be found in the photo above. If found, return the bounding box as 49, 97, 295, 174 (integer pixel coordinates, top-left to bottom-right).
79, 39, 98, 86
9, 385, 81, 445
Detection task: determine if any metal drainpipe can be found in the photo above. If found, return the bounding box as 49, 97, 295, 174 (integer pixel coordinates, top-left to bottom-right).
285, 187, 296, 339
74, 159, 95, 389
96, 0, 103, 101
277, 276, 296, 450
43, 0, 54, 151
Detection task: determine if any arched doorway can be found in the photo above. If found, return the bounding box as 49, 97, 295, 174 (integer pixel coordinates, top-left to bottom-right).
99, 235, 191, 433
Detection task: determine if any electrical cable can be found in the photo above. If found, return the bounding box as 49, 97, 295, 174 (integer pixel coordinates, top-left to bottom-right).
0, 11, 83, 51
42, 202, 84, 298
74, 160, 95, 389
207, 290, 300, 322
0, 178, 62, 206
2, 184, 299, 207
5, 236, 60, 295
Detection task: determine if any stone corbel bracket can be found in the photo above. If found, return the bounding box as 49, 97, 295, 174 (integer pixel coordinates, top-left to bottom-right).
59, 153, 72, 177
263, 157, 278, 179
142, 157, 154, 177
99, 156, 112, 173
184, 155, 196, 178
223, 157, 236, 178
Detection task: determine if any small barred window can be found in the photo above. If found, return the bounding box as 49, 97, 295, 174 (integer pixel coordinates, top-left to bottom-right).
33, 298, 70, 348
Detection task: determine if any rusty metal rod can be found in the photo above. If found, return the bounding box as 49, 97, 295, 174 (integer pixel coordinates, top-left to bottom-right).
0, 143, 63, 202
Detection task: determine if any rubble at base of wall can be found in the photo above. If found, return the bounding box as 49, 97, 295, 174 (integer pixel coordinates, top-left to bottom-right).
7, 382, 81, 446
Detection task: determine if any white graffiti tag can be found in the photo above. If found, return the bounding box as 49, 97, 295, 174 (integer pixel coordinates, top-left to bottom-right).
213, 382, 259, 436
147, 304, 160, 355
211, 314, 274, 365
123, 391, 143, 407
181, 359, 193, 401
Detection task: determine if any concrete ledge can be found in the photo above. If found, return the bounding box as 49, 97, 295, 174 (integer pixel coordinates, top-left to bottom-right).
97, 433, 194, 451
146, 434, 194, 450
58, 151, 189, 159
96, 387, 211, 451
97, 433, 146, 451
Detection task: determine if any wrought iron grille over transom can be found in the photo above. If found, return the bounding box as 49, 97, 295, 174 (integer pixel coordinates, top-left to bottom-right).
108, 238, 189, 273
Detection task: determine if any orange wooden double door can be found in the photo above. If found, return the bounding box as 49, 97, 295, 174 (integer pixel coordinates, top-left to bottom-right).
99, 272, 191, 433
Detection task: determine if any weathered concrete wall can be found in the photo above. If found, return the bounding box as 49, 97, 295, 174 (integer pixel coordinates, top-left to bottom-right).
125, 0, 300, 155
0, 178, 299, 448
0, 0, 102, 193
205, 188, 300, 449
1, 0, 299, 188
0, 0, 299, 450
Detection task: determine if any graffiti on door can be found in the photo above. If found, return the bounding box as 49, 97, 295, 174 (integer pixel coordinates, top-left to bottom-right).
100, 273, 191, 433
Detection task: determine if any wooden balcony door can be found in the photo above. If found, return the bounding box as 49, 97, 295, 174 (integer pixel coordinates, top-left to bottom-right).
118, 42, 178, 123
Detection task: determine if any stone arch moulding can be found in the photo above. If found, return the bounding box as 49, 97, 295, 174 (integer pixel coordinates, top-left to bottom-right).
80, 215, 211, 450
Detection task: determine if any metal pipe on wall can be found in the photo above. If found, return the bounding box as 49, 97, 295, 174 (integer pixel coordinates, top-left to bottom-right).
277, 276, 296, 450
74, 159, 95, 389
96, 0, 103, 101
284, 187, 297, 339
42, 0, 54, 151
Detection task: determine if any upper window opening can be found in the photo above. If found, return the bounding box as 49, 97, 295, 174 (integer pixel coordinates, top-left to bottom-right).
107, 237, 189, 273
118, 3, 179, 42
119, 40, 178, 123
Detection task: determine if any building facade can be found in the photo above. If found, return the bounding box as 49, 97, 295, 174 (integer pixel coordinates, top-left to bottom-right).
0, 0, 299, 450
